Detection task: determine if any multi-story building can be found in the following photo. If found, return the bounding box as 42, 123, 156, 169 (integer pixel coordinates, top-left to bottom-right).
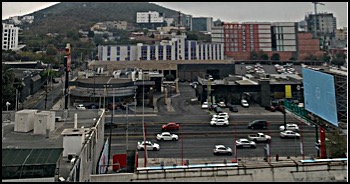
192, 17, 213, 32
136, 11, 166, 29
305, 13, 337, 38
2, 23, 19, 51
271, 22, 298, 52
298, 32, 324, 60
335, 27, 347, 41
98, 33, 224, 61
212, 22, 323, 60
214, 22, 272, 60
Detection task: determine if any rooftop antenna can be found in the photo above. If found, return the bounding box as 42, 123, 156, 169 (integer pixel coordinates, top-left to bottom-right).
312, 2, 325, 38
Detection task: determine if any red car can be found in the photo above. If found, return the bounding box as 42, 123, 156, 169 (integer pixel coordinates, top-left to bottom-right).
265, 105, 276, 112
162, 122, 180, 131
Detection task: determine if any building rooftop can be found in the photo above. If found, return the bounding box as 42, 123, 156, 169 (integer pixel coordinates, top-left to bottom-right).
2, 109, 102, 181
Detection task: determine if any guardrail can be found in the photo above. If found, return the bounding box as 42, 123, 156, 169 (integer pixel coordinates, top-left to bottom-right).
300, 158, 347, 164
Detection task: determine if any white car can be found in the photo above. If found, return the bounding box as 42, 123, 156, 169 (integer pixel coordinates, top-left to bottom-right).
280, 130, 300, 139
236, 138, 256, 148
210, 119, 229, 126
156, 132, 178, 141
213, 145, 232, 155
212, 112, 229, 120
201, 102, 209, 109
218, 101, 226, 108
76, 104, 86, 110
279, 123, 299, 131
241, 99, 249, 107
211, 116, 228, 122
137, 141, 160, 151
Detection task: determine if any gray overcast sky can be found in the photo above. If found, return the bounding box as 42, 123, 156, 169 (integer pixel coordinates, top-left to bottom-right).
2, 2, 348, 28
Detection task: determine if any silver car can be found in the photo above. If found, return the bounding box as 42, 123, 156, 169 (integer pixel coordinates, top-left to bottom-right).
236, 138, 256, 148
213, 145, 232, 155
280, 130, 300, 139
156, 132, 178, 141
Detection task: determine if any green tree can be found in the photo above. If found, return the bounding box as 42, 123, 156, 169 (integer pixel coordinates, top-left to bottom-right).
165, 74, 175, 81
93, 35, 104, 46
250, 51, 258, 60
271, 53, 280, 60
260, 54, 269, 60
325, 129, 347, 158
46, 44, 58, 56
88, 30, 95, 38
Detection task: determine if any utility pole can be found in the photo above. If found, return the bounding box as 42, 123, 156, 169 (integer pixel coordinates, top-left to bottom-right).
15, 88, 18, 111
64, 43, 71, 109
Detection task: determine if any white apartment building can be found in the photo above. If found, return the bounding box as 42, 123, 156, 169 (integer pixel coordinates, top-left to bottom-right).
98, 33, 224, 61
2, 23, 19, 51
271, 22, 298, 51
136, 11, 164, 23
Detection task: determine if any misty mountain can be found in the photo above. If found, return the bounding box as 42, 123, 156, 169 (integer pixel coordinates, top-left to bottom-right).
24, 2, 182, 34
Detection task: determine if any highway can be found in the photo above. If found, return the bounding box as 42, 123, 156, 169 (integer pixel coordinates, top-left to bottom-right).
105, 82, 319, 160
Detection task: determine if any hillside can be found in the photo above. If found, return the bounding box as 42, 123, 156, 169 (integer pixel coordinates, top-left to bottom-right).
25, 2, 182, 34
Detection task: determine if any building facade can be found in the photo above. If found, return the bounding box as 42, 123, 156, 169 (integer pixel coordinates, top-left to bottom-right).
305, 13, 337, 38
2, 23, 19, 51
271, 22, 298, 52
298, 32, 324, 60
136, 11, 166, 29
98, 33, 224, 61
192, 17, 213, 32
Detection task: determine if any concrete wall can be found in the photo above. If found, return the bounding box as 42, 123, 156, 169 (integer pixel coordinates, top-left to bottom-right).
89, 161, 347, 182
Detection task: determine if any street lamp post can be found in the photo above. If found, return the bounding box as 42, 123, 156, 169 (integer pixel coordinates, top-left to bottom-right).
6, 102, 10, 111
107, 86, 114, 173
142, 79, 147, 167
126, 104, 129, 150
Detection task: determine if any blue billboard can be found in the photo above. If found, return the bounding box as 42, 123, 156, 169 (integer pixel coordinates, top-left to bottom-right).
302, 68, 338, 126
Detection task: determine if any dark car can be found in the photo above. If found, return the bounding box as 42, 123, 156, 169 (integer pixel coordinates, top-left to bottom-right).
105, 121, 118, 129
248, 120, 268, 130
162, 122, 180, 131
87, 104, 99, 109
265, 105, 276, 112
229, 105, 238, 112
214, 106, 223, 113
209, 103, 218, 111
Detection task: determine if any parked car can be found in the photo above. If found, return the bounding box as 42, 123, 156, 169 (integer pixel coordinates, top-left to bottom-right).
241, 99, 249, 108
214, 106, 224, 113
137, 141, 160, 151
87, 104, 99, 109
280, 130, 300, 139
210, 119, 229, 126
76, 104, 86, 110
209, 103, 218, 111
229, 105, 238, 112
162, 122, 180, 131
213, 145, 232, 155
265, 105, 276, 112
218, 101, 226, 108
236, 138, 256, 148
248, 120, 268, 130
201, 102, 209, 109
212, 112, 229, 119
248, 132, 271, 142
190, 81, 199, 88
279, 123, 299, 131
156, 132, 178, 141
104, 121, 118, 129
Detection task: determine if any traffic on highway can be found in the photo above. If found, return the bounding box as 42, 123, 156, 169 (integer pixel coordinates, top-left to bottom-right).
105, 82, 318, 162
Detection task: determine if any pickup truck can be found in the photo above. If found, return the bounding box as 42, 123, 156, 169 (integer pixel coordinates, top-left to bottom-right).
248, 133, 271, 142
